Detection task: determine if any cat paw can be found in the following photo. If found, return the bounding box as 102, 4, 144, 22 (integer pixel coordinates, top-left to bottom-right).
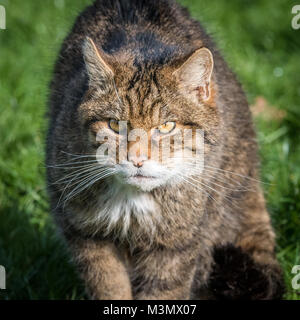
209, 245, 285, 300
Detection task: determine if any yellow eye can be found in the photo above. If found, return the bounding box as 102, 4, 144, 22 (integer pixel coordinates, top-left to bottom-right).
158, 122, 176, 134
108, 119, 120, 133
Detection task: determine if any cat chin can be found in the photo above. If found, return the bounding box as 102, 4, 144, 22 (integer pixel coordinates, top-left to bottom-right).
123, 176, 166, 192
112, 170, 168, 192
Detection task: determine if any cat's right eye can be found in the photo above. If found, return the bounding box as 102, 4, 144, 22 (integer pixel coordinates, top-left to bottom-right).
108, 119, 120, 134
158, 121, 176, 134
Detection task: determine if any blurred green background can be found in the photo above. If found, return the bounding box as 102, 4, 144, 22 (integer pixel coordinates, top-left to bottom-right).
0, 0, 299, 300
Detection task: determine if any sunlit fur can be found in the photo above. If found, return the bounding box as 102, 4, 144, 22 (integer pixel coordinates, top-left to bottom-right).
47, 0, 284, 300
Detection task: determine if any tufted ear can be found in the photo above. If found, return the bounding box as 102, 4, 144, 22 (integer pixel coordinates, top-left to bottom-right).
173, 48, 214, 103
83, 37, 114, 90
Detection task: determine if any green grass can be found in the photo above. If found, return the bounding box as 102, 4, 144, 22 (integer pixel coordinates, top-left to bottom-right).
0, 0, 299, 300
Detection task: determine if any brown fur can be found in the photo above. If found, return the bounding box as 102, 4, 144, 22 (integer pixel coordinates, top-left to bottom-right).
46, 0, 284, 300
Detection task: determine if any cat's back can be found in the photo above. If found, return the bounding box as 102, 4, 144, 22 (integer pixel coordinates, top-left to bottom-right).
50, 0, 248, 134
49, 0, 214, 116
69, 0, 207, 52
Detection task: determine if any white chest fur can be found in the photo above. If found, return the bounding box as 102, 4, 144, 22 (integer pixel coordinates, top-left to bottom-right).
74, 184, 161, 237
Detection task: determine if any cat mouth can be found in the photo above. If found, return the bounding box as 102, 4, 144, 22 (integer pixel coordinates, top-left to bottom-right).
127, 174, 158, 184
131, 174, 156, 180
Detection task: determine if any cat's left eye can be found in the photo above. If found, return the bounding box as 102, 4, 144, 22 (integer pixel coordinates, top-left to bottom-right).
108, 119, 120, 133
158, 122, 176, 134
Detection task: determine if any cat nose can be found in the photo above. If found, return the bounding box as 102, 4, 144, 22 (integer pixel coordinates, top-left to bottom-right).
129, 156, 147, 168
134, 161, 144, 168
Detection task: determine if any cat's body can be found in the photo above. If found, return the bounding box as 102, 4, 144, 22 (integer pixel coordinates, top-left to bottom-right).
46, 0, 284, 299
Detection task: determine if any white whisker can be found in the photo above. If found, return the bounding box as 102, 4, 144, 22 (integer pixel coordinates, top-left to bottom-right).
63, 170, 116, 206
51, 164, 100, 185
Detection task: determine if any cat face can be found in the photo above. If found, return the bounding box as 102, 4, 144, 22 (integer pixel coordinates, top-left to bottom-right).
85, 119, 203, 192
77, 38, 218, 192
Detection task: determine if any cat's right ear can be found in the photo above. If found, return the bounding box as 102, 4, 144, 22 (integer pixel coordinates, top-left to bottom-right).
173, 48, 214, 104
83, 37, 114, 89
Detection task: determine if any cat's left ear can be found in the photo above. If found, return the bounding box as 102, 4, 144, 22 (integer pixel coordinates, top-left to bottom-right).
83, 37, 114, 90
173, 48, 214, 103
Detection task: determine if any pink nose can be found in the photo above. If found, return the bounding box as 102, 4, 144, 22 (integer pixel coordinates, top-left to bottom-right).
133, 161, 144, 168
129, 156, 147, 168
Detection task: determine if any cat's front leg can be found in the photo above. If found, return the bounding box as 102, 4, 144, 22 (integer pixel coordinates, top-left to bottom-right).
132, 247, 197, 300
68, 237, 132, 300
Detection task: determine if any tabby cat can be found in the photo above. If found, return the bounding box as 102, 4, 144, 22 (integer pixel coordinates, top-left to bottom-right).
46, 0, 284, 300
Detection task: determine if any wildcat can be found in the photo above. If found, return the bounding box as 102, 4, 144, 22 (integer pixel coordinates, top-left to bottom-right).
46, 0, 284, 300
